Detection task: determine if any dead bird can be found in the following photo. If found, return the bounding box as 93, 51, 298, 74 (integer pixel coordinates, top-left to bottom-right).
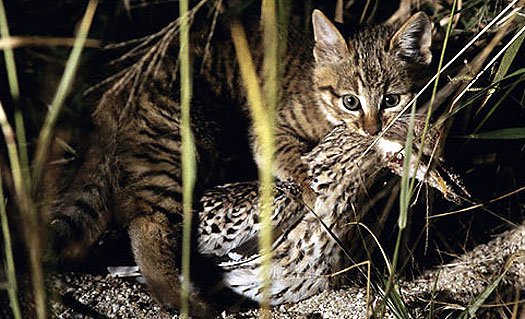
196, 117, 468, 306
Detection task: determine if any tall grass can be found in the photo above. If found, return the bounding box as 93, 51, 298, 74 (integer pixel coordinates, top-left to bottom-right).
32, 0, 99, 188
381, 2, 458, 314
377, 0, 525, 316
0, 0, 22, 317
259, 0, 278, 313
0, 1, 98, 318
229, 2, 289, 315
0, 72, 41, 318
0, 136, 21, 319
2, 0, 524, 317
230, 18, 275, 317
0, 0, 29, 192
179, 0, 196, 316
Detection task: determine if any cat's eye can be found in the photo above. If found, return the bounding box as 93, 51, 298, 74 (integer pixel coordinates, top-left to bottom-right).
382, 94, 401, 109
341, 94, 361, 111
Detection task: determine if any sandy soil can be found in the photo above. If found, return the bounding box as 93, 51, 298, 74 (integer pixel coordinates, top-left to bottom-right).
7, 222, 516, 319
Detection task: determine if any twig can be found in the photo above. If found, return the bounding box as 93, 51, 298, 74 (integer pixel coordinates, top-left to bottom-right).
335, 0, 343, 23
386, 0, 413, 25
430, 185, 525, 219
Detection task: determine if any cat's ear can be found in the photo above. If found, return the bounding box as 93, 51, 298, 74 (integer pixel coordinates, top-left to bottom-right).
312, 9, 349, 63
390, 12, 432, 65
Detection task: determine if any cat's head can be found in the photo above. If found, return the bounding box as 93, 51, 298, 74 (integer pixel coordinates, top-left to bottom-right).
311, 10, 432, 136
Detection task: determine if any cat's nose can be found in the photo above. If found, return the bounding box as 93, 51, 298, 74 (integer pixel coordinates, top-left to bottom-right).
363, 115, 382, 135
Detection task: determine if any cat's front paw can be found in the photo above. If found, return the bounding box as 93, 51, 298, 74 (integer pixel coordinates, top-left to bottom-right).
157, 290, 219, 319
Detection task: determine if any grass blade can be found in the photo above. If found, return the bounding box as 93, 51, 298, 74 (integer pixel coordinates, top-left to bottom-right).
493, 26, 525, 85
179, 0, 196, 317
0, 0, 30, 192
0, 98, 38, 316
32, 0, 99, 188
0, 165, 22, 319
459, 265, 509, 318
455, 127, 525, 139
230, 9, 278, 315
26, 2, 97, 317
449, 24, 525, 112
259, 0, 279, 314
474, 24, 525, 131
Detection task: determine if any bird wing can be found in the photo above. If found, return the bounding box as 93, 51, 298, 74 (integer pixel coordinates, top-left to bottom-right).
197, 181, 307, 263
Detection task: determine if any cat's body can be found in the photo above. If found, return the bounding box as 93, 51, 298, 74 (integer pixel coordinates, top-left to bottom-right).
44, 9, 433, 316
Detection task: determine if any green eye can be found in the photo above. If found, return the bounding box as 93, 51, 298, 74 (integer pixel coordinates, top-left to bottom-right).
342, 94, 361, 111
383, 94, 401, 109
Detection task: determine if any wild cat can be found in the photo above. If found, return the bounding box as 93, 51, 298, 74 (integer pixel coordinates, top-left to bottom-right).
44, 7, 433, 317
255, 10, 432, 205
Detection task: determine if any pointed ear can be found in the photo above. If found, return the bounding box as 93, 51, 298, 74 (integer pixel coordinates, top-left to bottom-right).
389, 12, 432, 65
312, 9, 349, 63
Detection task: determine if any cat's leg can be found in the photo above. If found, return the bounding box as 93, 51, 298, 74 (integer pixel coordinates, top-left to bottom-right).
128, 213, 215, 317
43, 137, 116, 263
117, 100, 220, 317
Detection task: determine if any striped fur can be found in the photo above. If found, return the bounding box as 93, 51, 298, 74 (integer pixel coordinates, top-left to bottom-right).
45, 49, 223, 316
251, 11, 433, 205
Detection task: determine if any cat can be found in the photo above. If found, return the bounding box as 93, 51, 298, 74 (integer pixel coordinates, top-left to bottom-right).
259, 10, 432, 205
43, 8, 433, 317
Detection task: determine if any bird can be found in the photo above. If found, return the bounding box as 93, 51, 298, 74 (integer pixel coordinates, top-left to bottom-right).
195, 117, 468, 306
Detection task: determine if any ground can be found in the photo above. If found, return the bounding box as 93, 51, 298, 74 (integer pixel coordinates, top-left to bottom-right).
8, 221, 520, 318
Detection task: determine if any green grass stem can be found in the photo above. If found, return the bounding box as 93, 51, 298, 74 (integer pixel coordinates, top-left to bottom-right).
32, 0, 98, 189
458, 258, 512, 318
0, 97, 37, 318
0, 0, 30, 191
405, 0, 457, 261
230, 15, 276, 317
28, 2, 97, 317
259, 0, 279, 314
378, 100, 417, 317
382, 3, 458, 315
0, 165, 22, 319
179, 0, 196, 317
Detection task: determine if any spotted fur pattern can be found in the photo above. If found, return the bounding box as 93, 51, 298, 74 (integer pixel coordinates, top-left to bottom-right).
196, 116, 466, 305
195, 121, 408, 304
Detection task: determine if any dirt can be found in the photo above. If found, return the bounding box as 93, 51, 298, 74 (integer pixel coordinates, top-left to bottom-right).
21, 222, 523, 318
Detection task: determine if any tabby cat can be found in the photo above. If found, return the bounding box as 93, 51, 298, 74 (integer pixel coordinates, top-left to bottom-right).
44, 8, 432, 317
263, 10, 432, 204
